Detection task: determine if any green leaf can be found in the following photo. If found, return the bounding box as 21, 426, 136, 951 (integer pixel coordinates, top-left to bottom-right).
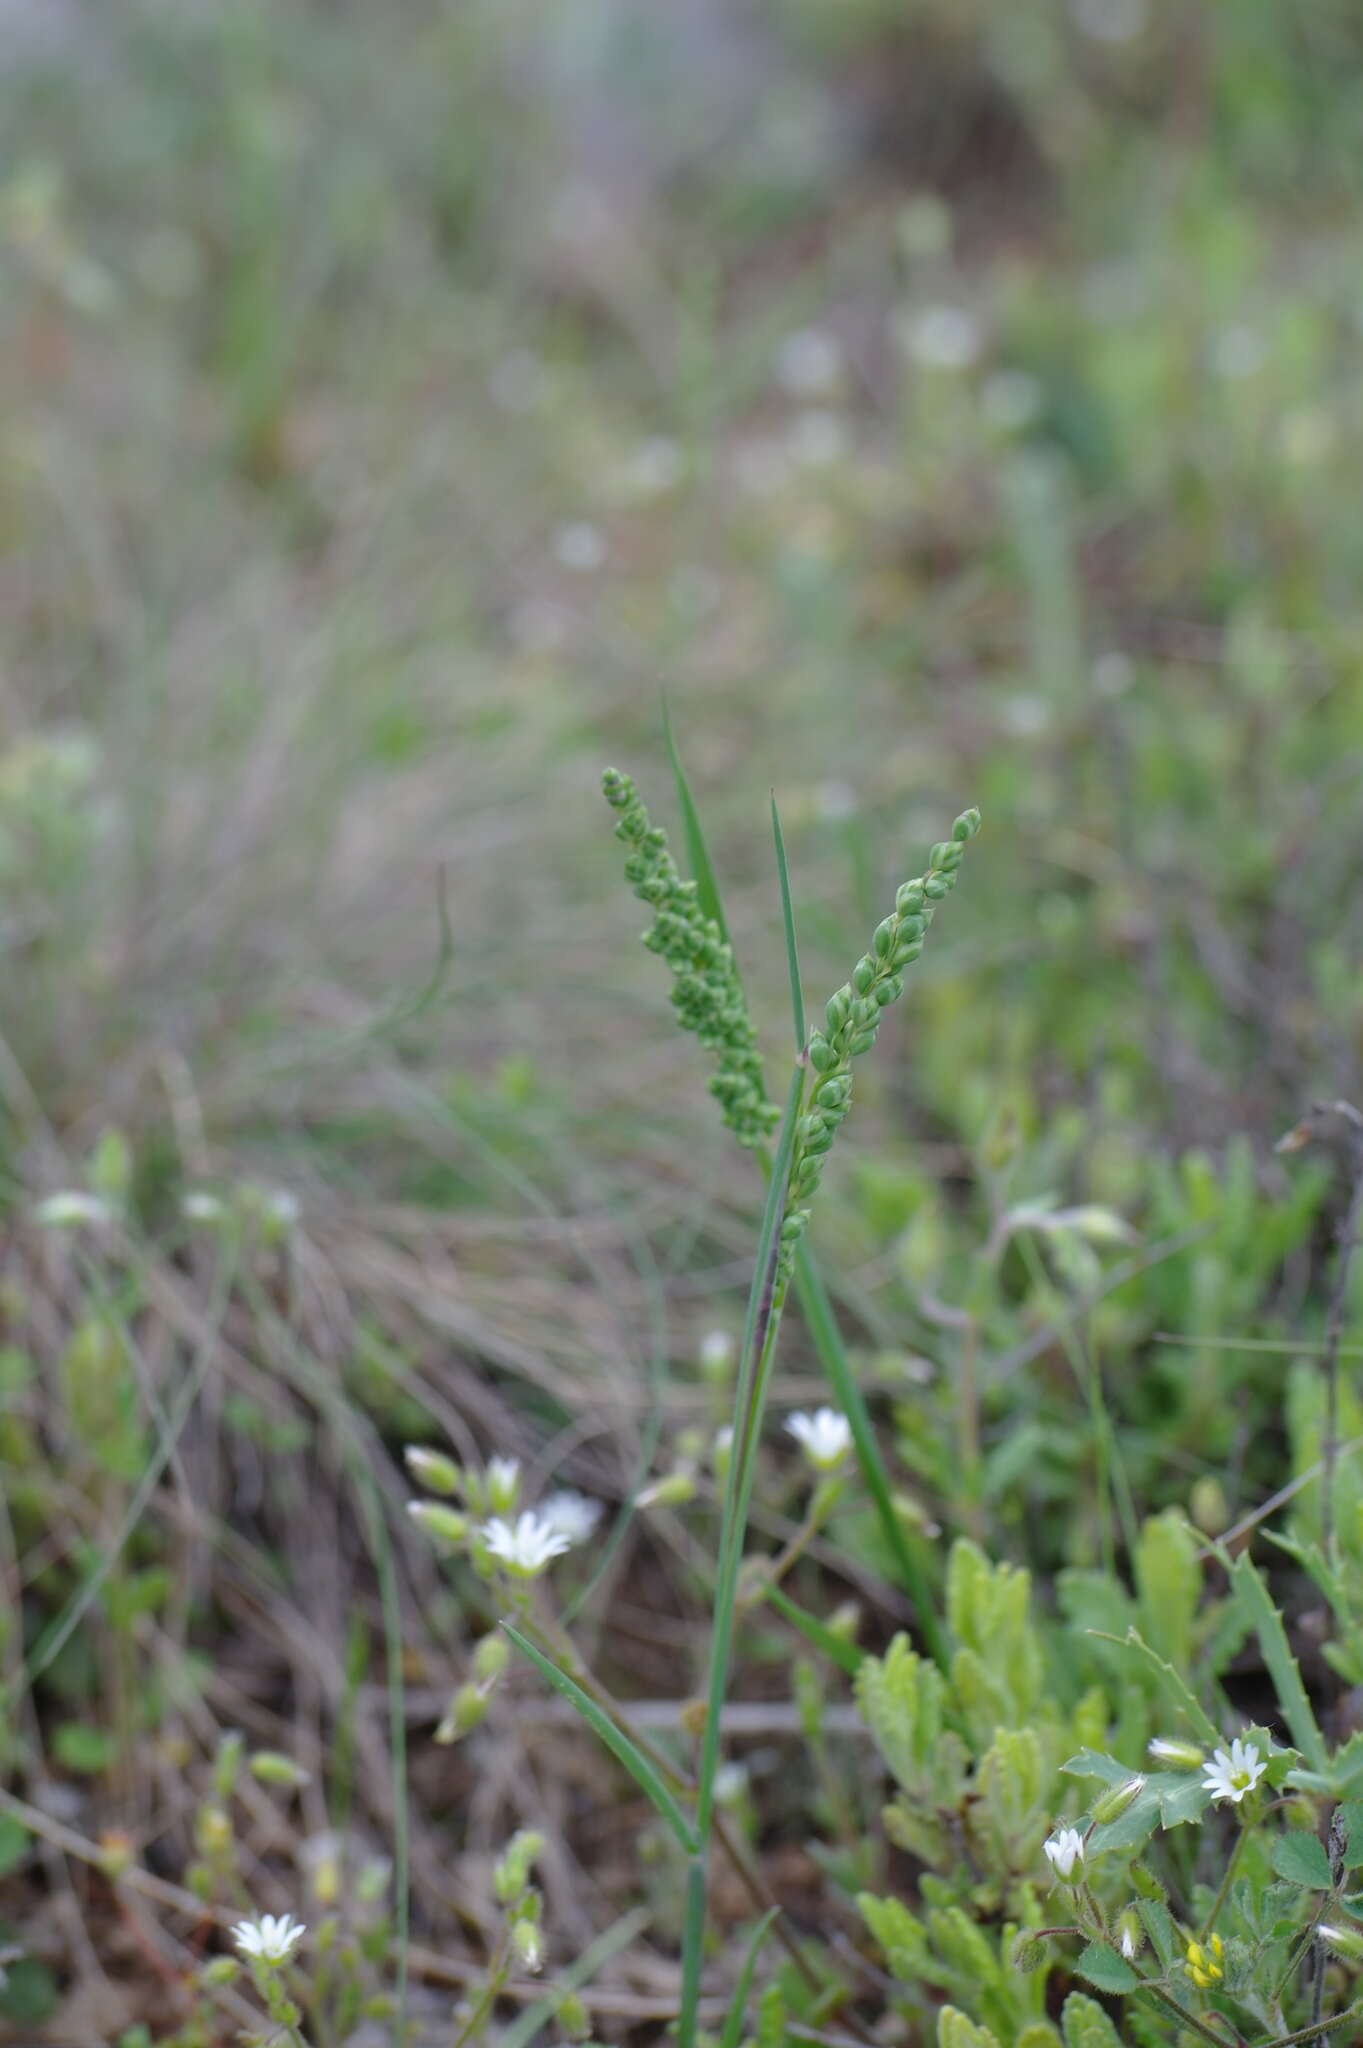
767, 1583, 865, 1677
501, 1625, 697, 1852
791, 1244, 949, 1671
719, 1908, 779, 2048
1271, 1831, 1333, 1890
52, 1721, 117, 1774
1341, 1798, 1363, 1867
0, 1813, 29, 1877
1226, 1552, 1327, 1773
1085, 1627, 1220, 1746
1061, 1991, 1123, 2048
662, 695, 730, 945
1061, 1749, 1131, 1786
1074, 1940, 1140, 1994
770, 793, 805, 1053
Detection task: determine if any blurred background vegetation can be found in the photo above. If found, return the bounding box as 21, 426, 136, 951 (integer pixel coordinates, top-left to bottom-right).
4, 0, 1363, 2039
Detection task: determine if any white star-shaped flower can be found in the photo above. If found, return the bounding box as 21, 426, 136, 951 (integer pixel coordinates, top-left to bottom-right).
1201, 1737, 1266, 1804
481, 1511, 574, 1577
785, 1407, 853, 1471
232, 1913, 306, 1965
1042, 1827, 1085, 1881
538, 1490, 603, 1545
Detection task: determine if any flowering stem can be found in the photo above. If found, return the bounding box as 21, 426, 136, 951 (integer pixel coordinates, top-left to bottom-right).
1135, 1980, 1236, 2048
1200, 1819, 1251, 1943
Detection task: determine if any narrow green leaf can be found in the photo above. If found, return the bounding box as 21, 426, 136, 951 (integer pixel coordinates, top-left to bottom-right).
662, 694, 730, 944
1226, 1552, 1327, 1772
1074, 1940, 1140, 1994
767, 1583, 865, 1677
1085, 1628, 1220, 1746
770, 793, 805, 1053
1271, 1832, 1332, 1890
791, 1244, 950, 1673
719, 1908, 780, 2048
502, 1624, 697, 1853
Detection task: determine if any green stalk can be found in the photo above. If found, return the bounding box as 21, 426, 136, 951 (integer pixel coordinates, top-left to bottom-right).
678, 1063, 803, 2048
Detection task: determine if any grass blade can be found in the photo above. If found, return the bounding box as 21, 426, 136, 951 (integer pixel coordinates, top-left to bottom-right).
662, 692, 730, 943
719, 1907, 780, 2048
771, 791, 805, 1053
767, 1583, 865, 1678
790, 1243, 950, 1673
502, 1623, 698, 1852
681, 1058, 805, 2048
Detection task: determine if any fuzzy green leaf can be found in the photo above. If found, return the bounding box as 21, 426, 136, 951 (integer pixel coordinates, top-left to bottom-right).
1074, 1941, 1140, 1994
1271, 1831, 1333, 1890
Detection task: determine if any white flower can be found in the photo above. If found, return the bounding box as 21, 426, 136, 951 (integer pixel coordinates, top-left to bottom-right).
485, 1457, 520, 1513
900, 304, 981, 371
786, 1407, 853, 1471
553, 521, 607, 573
1120, 1926, 1137, 1960
1202, 1737, 1266, 1804
1043, 1828, 1085, 1881
232, 1912, 306, 1964
777, 328, 842, 398
33, 1191, 112, 1228
481, 1511, 574, 1577
181, 1189, 226, 1223
538, 1490, 603, 1545
699, 1329, 734, 1375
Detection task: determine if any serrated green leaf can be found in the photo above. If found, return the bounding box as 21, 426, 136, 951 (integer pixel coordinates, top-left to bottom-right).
1225, 1552, 1326, 1772
1074, 1940, 1140, 1994
1271, 1831, 1332, 1889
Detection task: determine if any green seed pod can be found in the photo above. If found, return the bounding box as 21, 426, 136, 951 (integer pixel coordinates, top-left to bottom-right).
815, 1076, 852, 1107
807, 1035, 834, 1071
923, 875, 949, 899
953, 808, 981, 840
851, 956, 876, 995
896, 913, 926, 940
780, 1210, 810, 1240
872, 916, 897, 959
848, 1028, 878, 1056
873, 975, 904, 1006
803, 1126, 835, 1154
890, 939, 923, 968
826, 985, 853, 1032
929, 842, 950, 868
895, 880, 925, 914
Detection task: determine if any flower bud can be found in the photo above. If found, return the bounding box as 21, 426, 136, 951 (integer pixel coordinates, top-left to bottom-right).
874, 975, 904, 1005
851, 956, 877, 995
249, 1751, 311, 1788
406, 1501, 469, 1546
213, 1729, 245, 1799
637, 1471, 697, 1510
923, 875, 949, 899
404, 1446, 463, 1496
825, 986, 852, 1032
807, 1035, 834, 1071
895, 880, 925, 913
474, 1633, 511, 1683
194, 1804, 233, 1858
485, 1457, 521, 1514
1319, 1923, 1363, 1962
848, 1028, 878, 1056
436, 1683, 489, 1744
512, 1918, 544, 1973
929, 842, 950, 869
200, 1956, 242, 1987
1092, 1775, 1146, 1825
1013, 1933, 1048, 1974
1147, 1737, 1205, 1770
953, 808, 981, 840
873, 916, 897, 958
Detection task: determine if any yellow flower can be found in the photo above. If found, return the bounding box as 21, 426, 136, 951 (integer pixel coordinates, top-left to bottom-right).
1186, 1934, 1224, 1989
